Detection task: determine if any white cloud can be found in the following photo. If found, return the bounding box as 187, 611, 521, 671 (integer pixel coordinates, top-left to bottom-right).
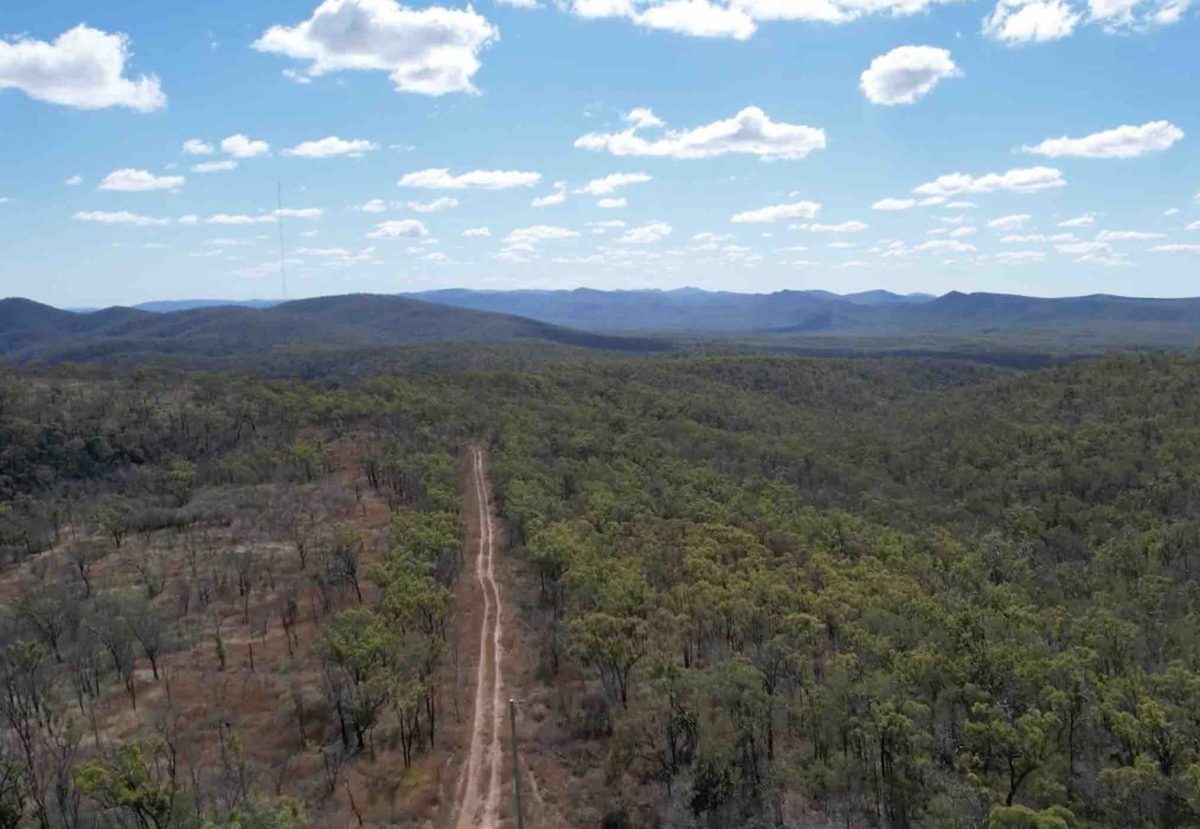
1022, 121, 1183, 159
1002, 232, 1076, 243
619, 222, 673, 243
275, 207, 324, 219
179, 209, 322, 225
1187, 220, 1200, 231
1058, 214, 1094, 227
253, 0, 498, 96
356, 199, 389, 213
732, 201, 821, 223
398, 168, 542, 189
406, 197, 459, 212
578, 172, 653, 195
1150, 243, 1200, 253
65, 175, 83, 186
598, 197, 627, 208
916, 239, 977, 253
532, 186, 568, 207
872, 197, 917, 211
859, 46, 961, 106
1056, 240, 1110, 255
73, 210, 170, 226
566, 0, 965, 34
995, 250, 1046, 263
504, 225, 581, 246
914, 166, 1065, 196
625, 107, 664, 129
1096, 229, 1165, 240
0, 25, 165, 111
366, 218, 429, 239
221, 134, 271, 158
987, 214, 1032, 230
984, 0, 1081, 42
98, 169, 185, 192
633, 0, 757, 39
808, 221, 869, 232
576, 106, 826, 160
183, 139, 215, 156
283, 136, 379, 158
462, 226, 491, 237
1088, 0, 1190, 30
191, 160, 238, 173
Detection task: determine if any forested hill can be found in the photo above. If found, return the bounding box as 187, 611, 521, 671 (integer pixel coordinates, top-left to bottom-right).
0, 294, 665, 364
408, 287, 1200, 349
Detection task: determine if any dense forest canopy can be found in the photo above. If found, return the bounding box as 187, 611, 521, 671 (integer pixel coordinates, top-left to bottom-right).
1, 348, 1199, 827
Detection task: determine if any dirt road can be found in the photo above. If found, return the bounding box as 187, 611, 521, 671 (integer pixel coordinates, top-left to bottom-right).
454, 447, 508, 828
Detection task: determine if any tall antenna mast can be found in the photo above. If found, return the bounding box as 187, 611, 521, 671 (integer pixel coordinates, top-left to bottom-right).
276, 180, 288, 300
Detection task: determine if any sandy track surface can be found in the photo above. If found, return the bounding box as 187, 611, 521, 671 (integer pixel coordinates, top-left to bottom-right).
454, 447, 507, 828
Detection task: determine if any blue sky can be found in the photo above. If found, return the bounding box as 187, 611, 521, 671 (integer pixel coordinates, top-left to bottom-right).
1, 0, 1198, 307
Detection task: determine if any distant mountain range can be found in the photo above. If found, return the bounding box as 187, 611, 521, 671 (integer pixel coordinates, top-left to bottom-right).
0, 294, 663, 364
11, 288, 1200, 366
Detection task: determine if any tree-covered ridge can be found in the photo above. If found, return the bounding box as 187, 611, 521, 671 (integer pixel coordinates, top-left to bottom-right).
484, 352, 1200, 827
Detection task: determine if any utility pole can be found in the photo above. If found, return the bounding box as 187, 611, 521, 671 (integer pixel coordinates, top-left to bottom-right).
509, 698, 526, 829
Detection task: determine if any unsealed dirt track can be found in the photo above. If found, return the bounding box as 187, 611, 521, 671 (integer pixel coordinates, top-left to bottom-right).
453, 447, 508, 828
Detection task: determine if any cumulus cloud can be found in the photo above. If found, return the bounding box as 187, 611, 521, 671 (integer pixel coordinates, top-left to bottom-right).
0, 25, 165, 111
73, 210, 170, 226
1096, 229, 1165, 240
366, 218, 429, 238
98, 169, 185, 192
1056, 240, 1110, 255
1087, 0, 1190, 30
1058, 214, 1094, 227
619, 222, 673, 243
532, 190, 567, 207
1150, 243, 1200, 253
178, 209, 323, 225
872, 198, 917, 211
633, 0, 757, 39
859, 46, 961, 106
575, 106, 826, 160
984, 0, 1081, 42
356, 199, 389, 213
504, 225, 581, 247
807, 221, 869, 232
914, 166, 1065, 196
1022, 120, 1183, 159
995, 250, 1046, 263
916, 239, 977, 253
283, 136, 379, 158
253, 0, 498, 96
65, 175, 83, 186
564, 0, 963, 36
221, 134, 270, 158
732, 201, 821, 223
398, 168, 542, 189
578, 172, 653, 195
987, 214, 1032, 230
598, 197, 627, 208
191, 160, 238, 173
182, 139, 214, 156
406, 197, 459, 212
462, 226, 491, 237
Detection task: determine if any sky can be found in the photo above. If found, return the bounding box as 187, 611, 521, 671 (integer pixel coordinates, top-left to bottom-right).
1, 0, 1198, 307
